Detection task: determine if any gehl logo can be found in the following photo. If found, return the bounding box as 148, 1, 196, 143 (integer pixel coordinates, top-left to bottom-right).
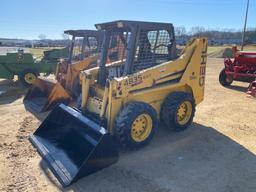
199, 42, 207, 87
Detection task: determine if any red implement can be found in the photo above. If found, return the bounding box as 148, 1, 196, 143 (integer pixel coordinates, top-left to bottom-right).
247, 81, 256, 98
219, 47, 256, 88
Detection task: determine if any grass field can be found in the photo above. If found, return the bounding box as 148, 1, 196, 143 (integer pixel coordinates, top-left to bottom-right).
29, 47, 65, 58
208, 46, 229, 54
208, 45, 256, 55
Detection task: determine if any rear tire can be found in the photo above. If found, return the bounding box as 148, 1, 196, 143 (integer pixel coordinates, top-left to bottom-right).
19, 68, 38, 87
114, 102, 158, 149
161, 92, 195, 132
219, 68, 233, 86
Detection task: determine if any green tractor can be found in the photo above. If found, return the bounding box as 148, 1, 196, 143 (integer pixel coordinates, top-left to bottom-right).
0, 47, 68, 86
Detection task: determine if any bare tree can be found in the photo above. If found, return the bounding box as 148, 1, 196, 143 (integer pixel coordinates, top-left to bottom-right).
174, 25, 255, 44
175, 26, 186, 35
190, 26, 205, 36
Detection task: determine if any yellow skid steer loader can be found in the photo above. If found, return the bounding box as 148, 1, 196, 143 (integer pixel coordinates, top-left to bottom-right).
30, 20, 207, 186
24, 30, 104, 113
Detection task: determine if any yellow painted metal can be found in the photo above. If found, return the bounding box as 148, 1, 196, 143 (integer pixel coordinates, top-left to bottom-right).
58, 55, 99, 94
81, 73, 91, 109
24, 73, 37, 84
80, 38, 208, 134
86, 97, 102, 114
177, 101, 192, 125
100, 85, 109, 118
131, 113, 153, 142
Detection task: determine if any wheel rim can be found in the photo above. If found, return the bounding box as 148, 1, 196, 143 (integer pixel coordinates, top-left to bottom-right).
24, 73, 36, 84
131, 113, 153, 142
177, 101, 192, 125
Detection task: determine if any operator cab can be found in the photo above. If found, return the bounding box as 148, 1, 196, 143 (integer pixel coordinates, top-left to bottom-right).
95, 20, 177, 86
64, 30, 104, 63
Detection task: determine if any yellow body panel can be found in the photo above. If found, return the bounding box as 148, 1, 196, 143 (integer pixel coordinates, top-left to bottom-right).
81, 38, 208, 134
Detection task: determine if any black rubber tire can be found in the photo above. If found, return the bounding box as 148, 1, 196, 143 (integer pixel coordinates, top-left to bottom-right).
114, 102, 158, 149
18, 68, 38, 87
219, 68, 233, 86
161, 92, 195, 132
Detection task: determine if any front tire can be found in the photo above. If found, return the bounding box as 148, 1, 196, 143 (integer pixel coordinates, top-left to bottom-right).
219, 68, 233, 86
114, 102, 158, 149
161, 92, 195, 132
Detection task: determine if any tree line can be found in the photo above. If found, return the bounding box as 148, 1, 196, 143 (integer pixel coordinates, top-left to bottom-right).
175, 26, 256, 41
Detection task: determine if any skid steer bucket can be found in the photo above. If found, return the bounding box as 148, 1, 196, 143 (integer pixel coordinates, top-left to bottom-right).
24, 78, 71, 113
29, 104, 119, 186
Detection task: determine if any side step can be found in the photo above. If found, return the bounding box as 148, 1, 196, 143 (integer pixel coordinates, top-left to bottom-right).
29, 104, 119, 186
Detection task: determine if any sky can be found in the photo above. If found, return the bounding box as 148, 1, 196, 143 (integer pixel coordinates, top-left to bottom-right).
0, 0, 255, 39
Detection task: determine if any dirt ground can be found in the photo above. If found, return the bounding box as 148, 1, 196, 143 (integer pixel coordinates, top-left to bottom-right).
0, 58, 256, 192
